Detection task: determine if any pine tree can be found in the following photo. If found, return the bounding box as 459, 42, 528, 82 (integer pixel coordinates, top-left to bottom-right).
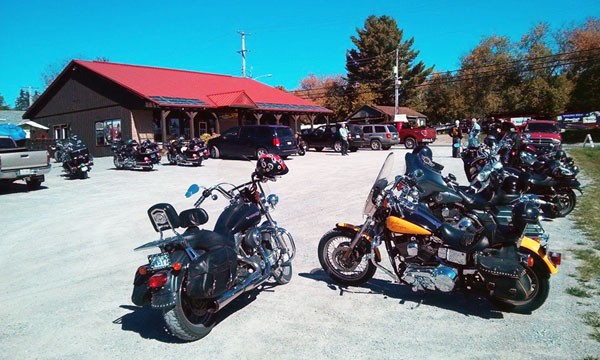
14, 89, 31, 111
346, 15, 433, 107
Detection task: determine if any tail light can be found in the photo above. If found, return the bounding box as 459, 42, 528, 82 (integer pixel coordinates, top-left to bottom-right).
273, 138, 281, 147
137, 266, 148, 276
548, 251, 562, 266
148, 272, 168, 288
386, 133, 391, 139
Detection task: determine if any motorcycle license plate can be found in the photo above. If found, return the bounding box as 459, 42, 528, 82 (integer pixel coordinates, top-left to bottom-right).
148, 253, 171, 270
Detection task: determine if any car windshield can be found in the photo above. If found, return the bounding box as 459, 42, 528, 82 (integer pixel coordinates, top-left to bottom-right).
526, 123, 559, 133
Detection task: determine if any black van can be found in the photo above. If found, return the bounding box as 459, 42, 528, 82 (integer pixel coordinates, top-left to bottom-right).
207, 125, 297, 159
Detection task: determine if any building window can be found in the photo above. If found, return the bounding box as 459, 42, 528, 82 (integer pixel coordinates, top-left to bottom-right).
53, 124, 69, 139
198, 121, 208, 135
95, 119, 122, 146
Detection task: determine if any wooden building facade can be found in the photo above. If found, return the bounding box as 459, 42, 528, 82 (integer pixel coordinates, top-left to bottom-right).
24, 60, 333, 157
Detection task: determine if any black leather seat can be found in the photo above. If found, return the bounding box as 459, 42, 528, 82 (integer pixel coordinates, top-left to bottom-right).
182, 228, 233, 251
456, 187, 493, 210
438, 223, 489, 251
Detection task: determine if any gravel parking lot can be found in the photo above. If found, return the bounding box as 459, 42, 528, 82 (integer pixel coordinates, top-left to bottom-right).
1, 143, 599, 359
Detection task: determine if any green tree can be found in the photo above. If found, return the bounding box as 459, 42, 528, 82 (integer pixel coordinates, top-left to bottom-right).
423, 73, 466, 124
297, 73, 354, 119
561, 17, 600, 111
0, 94, 10, 110
14, 89, 30, 110
346, 15, 433, 106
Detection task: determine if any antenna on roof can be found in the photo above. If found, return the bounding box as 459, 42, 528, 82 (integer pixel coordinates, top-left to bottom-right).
237, 31, 250, 78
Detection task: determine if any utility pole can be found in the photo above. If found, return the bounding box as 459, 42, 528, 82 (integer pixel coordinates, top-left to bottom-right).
393, 48, 400, 116
237, 31, 250, 77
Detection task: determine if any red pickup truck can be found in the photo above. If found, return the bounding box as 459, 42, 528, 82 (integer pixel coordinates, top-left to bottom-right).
519, 120, 563, 148
392, 121, 437, 149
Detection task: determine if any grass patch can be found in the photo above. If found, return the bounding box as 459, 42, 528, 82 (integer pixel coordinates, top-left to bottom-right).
566, 287, 593, 298
568, 149, 600, 285
582, 312, 600, 342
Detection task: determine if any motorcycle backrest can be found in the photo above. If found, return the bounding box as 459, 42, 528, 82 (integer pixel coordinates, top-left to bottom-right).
148, 203, 181, 232
179, 208, 209, 228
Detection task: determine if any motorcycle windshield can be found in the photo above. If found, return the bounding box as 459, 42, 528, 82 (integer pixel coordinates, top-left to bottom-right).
404, 152, 448, 197
363, 152, 395, 217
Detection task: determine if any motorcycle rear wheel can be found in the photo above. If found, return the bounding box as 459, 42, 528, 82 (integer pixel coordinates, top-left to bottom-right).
488, 258, 550, 314
317, 229, 376, 286
163, 278, 216, 341
544, 189, 576, 218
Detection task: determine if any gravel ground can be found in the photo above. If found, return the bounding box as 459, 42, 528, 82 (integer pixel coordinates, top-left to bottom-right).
1, 141, 598, 360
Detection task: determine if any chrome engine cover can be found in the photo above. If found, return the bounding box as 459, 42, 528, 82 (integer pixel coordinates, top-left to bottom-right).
401, 264, 458, 292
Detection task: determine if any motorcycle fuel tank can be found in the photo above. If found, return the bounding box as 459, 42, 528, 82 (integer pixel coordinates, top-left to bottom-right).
386, 216, 432, 235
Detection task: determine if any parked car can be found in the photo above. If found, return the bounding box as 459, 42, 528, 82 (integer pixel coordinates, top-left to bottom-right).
0, 135, 51, 190
302, 123, 363, 152
393, 121, 437, 149
520, 120, 563, 148
208, 125, 297, 159
353, 124, 400, 150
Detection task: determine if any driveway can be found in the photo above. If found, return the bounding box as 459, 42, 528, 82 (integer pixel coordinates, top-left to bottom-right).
0, 144, 598, 359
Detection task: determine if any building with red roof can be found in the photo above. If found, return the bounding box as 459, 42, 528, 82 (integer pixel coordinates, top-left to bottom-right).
24, 60, 332, 156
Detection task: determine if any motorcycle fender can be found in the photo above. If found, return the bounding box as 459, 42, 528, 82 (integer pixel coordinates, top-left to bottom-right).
568, 179, 583, 194
334, 223, 380, 262
519, 237, 558, 275
151, 270, 184, 311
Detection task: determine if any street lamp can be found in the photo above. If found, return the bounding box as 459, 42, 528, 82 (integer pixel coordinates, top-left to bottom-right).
252, 74, 272, 81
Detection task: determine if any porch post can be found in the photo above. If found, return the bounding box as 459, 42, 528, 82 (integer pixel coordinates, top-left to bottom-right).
186, 111, 198, 138
253, 112, 263, 125
161, 109, 170, 143
274, 113, 282, 125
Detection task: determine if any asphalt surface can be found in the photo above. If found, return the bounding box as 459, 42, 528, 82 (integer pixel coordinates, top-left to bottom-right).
1, 142, 599, 359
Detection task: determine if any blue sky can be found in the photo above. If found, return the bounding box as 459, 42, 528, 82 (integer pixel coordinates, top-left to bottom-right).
1, 0, 598, 107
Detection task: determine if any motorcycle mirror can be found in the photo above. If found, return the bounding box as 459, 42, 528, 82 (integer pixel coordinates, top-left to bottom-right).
211, 194, 218, 201
185, 184, 200, 198
448, 173, 457, 182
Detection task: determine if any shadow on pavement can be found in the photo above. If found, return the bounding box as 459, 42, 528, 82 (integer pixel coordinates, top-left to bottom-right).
300, 268, 504, 319
0, 182, 48, 194
115, 283, 278, 343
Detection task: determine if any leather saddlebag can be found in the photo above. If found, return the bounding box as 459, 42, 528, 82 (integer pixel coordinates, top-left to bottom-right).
186, 246, 237, 299
476, 250, 532, 301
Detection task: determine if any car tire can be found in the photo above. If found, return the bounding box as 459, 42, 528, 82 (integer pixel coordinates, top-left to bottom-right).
210, 146, 220, 159
315, 147, 323, 152
404, 137, 416, 149
256, 147, 268, 159
370, 139, 382, 150
333, 141, 342, 153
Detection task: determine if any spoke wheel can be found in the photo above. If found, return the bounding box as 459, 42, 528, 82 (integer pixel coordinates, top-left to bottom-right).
317, 229, 376, 286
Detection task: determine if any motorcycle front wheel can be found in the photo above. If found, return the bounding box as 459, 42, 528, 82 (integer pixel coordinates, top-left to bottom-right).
163, 277, 216, 341
488, 258, 550, 314
317, 229, 376, 286
544, 189, 577, 218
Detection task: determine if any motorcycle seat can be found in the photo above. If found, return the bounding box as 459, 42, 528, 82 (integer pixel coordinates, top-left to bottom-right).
438, 223, 488, 251
456, 187, 493, 210
181, 228, 233, 252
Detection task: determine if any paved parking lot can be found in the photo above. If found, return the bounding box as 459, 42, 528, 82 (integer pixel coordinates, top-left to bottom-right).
1, 144, 599, 359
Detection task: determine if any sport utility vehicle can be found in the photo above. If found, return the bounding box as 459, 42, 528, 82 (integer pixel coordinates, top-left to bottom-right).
302, 123, 363, 152
208, 125, 297, 159
354, 124, 399, 150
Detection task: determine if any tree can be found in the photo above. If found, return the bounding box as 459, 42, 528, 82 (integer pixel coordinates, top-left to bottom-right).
346, 15, 433, 106
423, 73, 466, 124
13, 89, 40, 111
561, 17, 600, 111
0, 94, 10, 110
297, 73, 354, 118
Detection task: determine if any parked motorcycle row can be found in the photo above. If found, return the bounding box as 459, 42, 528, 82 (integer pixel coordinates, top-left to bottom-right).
130, 136, 580, 341
111, 137, 211, 170
49, 135, 94, 179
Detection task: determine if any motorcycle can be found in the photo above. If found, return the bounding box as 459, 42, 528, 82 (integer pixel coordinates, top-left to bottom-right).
112, 139, 161, 170
131, 154, 295, 341
61, 138, 93, 179
165, 137, 210, 166
463, 137, 581, 218
318, 152, 561, 313
48, 139, 67, 162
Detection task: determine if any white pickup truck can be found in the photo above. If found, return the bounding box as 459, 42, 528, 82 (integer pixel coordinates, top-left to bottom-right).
0, 136, 51, 189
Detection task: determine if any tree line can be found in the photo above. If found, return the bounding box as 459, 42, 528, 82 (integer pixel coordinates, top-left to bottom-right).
295, 16, 599, 124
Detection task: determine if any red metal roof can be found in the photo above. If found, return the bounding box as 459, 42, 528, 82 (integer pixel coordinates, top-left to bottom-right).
73, 60, 332, 113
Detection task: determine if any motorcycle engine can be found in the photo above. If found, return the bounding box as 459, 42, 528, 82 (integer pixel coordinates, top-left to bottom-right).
393, 235, 440, 264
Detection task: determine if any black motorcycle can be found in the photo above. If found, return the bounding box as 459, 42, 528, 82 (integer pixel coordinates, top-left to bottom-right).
462, 139, 581, 217
318, 152, 561, 313
131, 155, 295, 341
112, 139, 161, 170
61, 138, 93, 179
49, 138, 67, 162
165, 138, 209, 166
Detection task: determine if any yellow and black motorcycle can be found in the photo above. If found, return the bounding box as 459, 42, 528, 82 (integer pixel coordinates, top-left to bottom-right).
317, 153, 561, 313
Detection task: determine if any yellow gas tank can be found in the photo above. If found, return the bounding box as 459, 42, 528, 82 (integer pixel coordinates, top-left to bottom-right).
386, 216, 432, 235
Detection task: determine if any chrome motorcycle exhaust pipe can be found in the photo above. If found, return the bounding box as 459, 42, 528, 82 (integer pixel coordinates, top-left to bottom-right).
213, 249, 272, 311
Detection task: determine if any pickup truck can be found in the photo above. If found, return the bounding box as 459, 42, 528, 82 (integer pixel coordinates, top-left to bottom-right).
0, 136, 51, 189
520, 120, 563, 148
392, 122, 437, 149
